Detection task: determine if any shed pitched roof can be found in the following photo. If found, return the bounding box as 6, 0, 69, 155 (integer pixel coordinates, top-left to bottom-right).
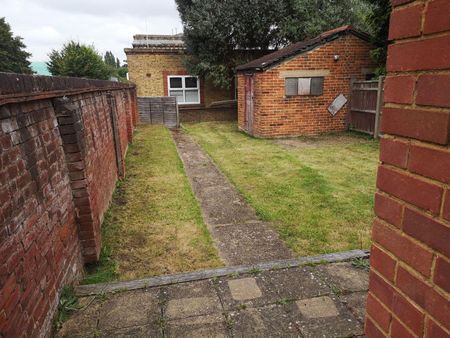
236, 25, 372, 73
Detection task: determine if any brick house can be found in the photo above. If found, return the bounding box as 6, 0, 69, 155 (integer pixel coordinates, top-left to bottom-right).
125, 34, 237, 122
236, 25, 376, 138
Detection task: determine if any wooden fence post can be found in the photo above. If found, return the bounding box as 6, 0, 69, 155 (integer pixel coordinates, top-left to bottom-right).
373, 76, 385, 139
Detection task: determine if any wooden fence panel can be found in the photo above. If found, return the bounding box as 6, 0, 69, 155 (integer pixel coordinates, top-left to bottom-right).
349, 78, 384, 138
137, 96, 179, 128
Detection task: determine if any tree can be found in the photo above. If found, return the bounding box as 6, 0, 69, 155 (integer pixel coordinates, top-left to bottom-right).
280, 0, 372, 42
104, 51, 117, 68
117, 64, 128, 81
364, 0, 391, 76
47, 41, 111, 80
0, 17, 33, 74
176, 0, 290, 88
116, 57, 121, 68
176, 0, 372, 88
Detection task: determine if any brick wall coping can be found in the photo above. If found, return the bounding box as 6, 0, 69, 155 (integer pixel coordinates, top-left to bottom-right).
0, 72, 136, 105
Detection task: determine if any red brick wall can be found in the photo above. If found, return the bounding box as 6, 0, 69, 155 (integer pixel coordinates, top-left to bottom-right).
237, 34, 376, 137
58, 91, 130, 263
365, 1, 450, 337
0, 73, 137, 337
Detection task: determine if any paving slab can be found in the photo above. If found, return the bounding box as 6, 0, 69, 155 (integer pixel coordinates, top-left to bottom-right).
215, 273, 280, 311
56, 297, 102, 338
296, 296, 340, 318
172, 130, 294, 265
97, 289, 161, 331
59, 261, 369, 337
314, 262, 369, 293
212, 222, 293, 265
99, 324, 162, 338
290, 294, 363, 337
228, 277, 262, 301
165, 314, 229, 338
163, 279, 219, 301
166, 297, 221, 320
228, 304, 301, 338
339, 291, 368, 323
163, 280, 222, 320
263, 266, 331, 300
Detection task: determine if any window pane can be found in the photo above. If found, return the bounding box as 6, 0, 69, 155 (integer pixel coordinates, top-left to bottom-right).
185, 77, 198, 88
298, 78, 311, 95
311, 77, 324, 96
285, 78, 298, 96
185, 89, 199, 103
169, 90, 184, 103
169, 77, 182, 88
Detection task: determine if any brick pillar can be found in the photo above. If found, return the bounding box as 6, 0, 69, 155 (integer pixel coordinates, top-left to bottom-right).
131, 87, 138, 127
53, 98, 101, 263
123, 90, 133, 143
365, 1, 450, 337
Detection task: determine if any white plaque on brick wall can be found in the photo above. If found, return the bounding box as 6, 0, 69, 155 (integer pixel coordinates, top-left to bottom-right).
328, 94, 347, 116
298, 78, 311, 95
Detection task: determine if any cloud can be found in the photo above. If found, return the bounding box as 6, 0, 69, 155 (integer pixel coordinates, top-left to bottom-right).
26, 26, 64, 44
0, 0, 183, 61
35, 0, 179, 18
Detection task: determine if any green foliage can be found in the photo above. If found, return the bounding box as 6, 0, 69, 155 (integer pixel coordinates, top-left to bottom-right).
82, 237, 119, 285
103, 51, 129, 81
177, 0, 292, 88
351, 257, 370, 271
47, 41, 112, 80
276, 298, 289, 305
176, 0, 373, 88
53, 286, 80, 331
117, 65, 128, 79
249, 267, 262, 275
0, 17, 33, 74
280, 0, 373, 43
104, 50, 117, 68
229, 272, 241, 278
364, 0, 391, 76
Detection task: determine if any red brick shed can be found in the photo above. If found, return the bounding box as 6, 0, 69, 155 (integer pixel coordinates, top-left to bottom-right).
236, 25, 376, 138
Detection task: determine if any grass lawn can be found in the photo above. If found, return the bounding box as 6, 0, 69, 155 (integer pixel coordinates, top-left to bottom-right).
83, 125, 222, 284
184, 122, 379, 256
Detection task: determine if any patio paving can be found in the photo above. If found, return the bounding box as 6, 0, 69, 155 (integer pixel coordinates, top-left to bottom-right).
57, 260, 369, 338
56, 129, 371, 337
171, 129, 294, 265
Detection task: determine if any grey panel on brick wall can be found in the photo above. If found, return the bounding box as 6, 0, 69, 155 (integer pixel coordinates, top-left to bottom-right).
137, 97, 179, 128
285, 78, 298, 96
311, 77, 324, 96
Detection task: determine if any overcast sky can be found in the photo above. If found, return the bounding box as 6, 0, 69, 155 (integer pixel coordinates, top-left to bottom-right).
1, 0, 184, 62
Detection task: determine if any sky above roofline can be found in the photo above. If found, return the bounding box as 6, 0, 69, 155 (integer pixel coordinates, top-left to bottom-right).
1, 0, 184, 62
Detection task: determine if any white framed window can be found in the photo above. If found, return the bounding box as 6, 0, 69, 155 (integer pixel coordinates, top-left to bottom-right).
168, 75, 200, 104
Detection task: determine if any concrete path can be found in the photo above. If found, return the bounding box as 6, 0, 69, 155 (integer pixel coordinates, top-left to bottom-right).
171, 130, 293, 265
57, 260, 369, 338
